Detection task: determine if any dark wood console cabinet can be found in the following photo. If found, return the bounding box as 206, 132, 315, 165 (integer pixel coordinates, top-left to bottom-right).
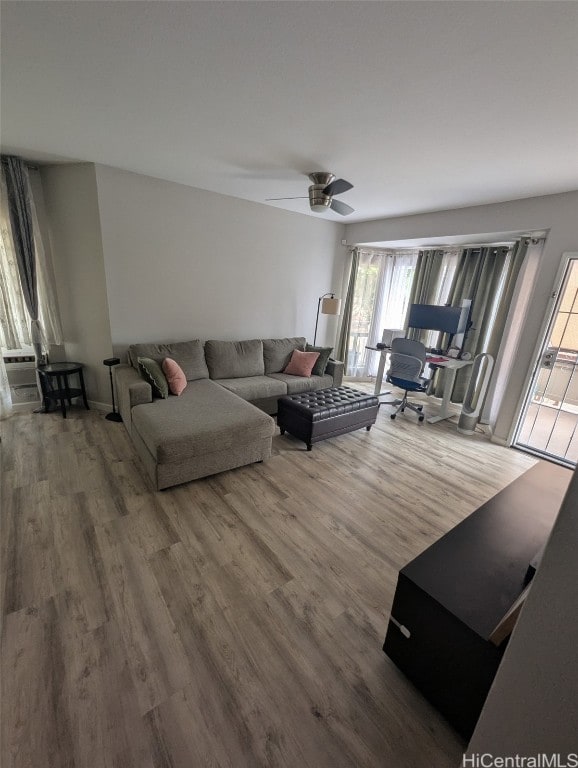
383, 460, 572, 739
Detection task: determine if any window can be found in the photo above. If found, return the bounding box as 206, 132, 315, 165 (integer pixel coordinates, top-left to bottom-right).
0, 167, 62, 355
345, 248, 459, 377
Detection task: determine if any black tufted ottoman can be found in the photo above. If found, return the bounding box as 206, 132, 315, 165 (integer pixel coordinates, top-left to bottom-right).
277, 386, 380, 451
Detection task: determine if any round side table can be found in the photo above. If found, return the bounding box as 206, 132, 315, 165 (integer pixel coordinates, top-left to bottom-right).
36, 362, 90, 419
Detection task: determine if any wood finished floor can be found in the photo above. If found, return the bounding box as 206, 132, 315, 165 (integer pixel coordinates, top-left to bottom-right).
0, 403, 535, 768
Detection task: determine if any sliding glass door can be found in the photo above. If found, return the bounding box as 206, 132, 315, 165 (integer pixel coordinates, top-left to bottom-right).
514, 256, 578, 467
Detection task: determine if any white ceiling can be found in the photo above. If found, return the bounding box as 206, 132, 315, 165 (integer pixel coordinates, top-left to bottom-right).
2, 1, 578, 224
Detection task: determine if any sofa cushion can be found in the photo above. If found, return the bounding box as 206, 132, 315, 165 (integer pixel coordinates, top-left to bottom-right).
205, 339, 264, 379
283, 349, 319, 377
138, 357, 169, 399
262, 337, 306, 374
217, 375, 287, 401
128, 340, 209, 381
305, 344, 333, 376
131, 379, 275, 464
268, 372, 333, 395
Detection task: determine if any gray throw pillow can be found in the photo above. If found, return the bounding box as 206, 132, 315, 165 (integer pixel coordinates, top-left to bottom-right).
262, 337, 306, 373
138, 357, 169, 399
129, 340, 209, 381
204, 339, 264, 379
306, 344, 333, 376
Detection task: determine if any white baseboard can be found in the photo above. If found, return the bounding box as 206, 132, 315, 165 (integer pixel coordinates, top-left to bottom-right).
10, 400, 41, 413
490, 434, 510, 447
7, 399, 111, 415
89, 400, 110, 413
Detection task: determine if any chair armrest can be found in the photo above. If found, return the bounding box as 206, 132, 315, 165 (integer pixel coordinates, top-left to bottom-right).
326, 358, 344, 387
114, 364, 152, 429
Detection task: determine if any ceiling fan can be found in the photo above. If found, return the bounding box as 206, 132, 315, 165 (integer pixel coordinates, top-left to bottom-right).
266, 172, 355, 216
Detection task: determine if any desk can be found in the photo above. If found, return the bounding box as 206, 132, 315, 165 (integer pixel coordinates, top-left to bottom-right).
367, 347, 473, 419
365, 345, 391, 396
37, 361, 90, 419
426, 356, 472, 424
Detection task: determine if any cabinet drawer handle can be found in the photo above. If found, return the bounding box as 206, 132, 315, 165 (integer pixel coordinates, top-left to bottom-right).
390, 616, 411, 639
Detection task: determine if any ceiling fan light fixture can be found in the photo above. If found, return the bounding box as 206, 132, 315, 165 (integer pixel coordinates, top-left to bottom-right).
267, 171, 354, 215
309, 193, 332, 212
309, 180, 333, 212
308, 171, 335, 187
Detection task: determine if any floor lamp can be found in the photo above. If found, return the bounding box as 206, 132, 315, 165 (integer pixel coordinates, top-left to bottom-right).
314, 293, 341, 345
103, 357, 122, 422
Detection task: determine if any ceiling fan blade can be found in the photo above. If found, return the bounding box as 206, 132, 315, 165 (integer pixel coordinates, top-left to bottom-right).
330, 198, 354, 216
265, 196, 308, 201
323, 178, 353, 196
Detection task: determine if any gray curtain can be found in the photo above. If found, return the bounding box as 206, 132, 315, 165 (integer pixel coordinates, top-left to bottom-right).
1, 155, 43, 361
406, 249, 446, 345
440, 240, 528, 402
335, 248, 360, 370
484, 238, 528, 358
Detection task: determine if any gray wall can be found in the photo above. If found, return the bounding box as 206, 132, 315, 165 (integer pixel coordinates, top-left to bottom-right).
94, 164, 345, 357
38, 162, 345, 407
345, 191, 578, 441
40, 164, 113, 406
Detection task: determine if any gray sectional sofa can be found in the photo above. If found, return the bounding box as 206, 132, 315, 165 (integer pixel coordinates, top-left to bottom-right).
114, 336, 343, 490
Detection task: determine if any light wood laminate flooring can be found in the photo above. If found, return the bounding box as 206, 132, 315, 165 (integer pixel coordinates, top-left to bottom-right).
0, 404, 535, 768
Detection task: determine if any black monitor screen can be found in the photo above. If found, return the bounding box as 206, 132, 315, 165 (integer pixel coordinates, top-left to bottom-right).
408, 304, 466, 334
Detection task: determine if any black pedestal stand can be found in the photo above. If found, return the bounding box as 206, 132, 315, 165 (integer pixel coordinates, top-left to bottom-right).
103, 357, 122, 422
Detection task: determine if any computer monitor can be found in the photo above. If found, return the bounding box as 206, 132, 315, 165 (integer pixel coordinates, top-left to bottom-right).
407, 303, 469, 335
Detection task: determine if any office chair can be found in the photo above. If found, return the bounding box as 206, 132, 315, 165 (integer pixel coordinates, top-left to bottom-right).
386, 338, 429, 422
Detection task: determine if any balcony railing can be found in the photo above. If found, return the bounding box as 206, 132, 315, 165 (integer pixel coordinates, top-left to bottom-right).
346, 331, 370, 375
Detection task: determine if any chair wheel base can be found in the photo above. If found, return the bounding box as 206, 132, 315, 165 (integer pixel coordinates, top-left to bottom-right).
419, 415, 425, 422
390, 414, 396, 420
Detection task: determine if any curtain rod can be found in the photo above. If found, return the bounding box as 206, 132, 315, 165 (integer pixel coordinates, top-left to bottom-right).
350, 238, 547, 251
0, 155, 39, 171
350, 242, 515, 252
451, 243, 514, 249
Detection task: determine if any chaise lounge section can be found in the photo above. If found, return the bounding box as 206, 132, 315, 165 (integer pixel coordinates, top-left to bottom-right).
130, 378, 275, 490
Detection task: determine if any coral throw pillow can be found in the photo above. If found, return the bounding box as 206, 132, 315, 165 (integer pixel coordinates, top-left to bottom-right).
162, 357, 187, 396
283, 349, 320, 377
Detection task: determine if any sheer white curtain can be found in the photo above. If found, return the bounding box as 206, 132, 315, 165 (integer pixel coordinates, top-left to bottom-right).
0, 165, 63, 415
0, 167, 62, 353
0, 177, 31, 349
347, 248, 419, 377
0, 354, 12, 419
347, 249, 381, 375
29, 171, 63, 350
366, 250, 419, 376
0, 176, 26, 419
436, 248, 460, 301
422, 248, 460, 349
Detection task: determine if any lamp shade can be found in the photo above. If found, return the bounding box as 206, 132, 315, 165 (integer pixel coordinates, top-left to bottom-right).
320, 296, 341, 315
